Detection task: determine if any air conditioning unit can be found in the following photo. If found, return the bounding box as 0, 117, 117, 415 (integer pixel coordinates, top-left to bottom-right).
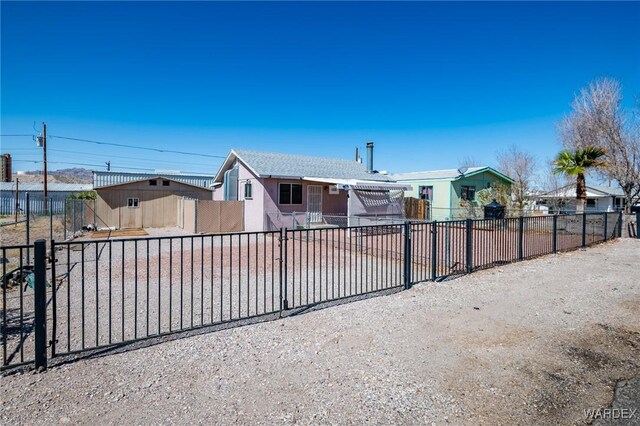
329, 185, 340, 195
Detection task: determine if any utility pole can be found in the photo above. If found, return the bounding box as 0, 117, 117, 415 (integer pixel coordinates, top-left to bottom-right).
42, 122, 48, 206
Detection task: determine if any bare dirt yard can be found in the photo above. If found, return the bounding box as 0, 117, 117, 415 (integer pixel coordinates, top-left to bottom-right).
1, 238, 639, 425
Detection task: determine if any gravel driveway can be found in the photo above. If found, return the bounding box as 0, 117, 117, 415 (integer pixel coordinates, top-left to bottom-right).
1, 238, 639, 425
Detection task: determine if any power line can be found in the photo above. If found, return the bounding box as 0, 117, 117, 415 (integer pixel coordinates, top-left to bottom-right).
0, 134, 34, 137
46, 148, 216, 168
0, 148, 216, 167
11, 159, 212, 174
50, 135, 227, 159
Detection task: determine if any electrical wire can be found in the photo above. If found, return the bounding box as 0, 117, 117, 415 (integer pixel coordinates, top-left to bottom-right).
10, 159, 212, 174
49, 135, 227, 158
46, 148, 216, 168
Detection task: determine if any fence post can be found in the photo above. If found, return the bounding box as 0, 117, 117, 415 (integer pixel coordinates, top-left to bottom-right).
582, 212, 587, 247
34, 239, 48, 371
636, 211, 640, 239
552, 214, 558, 253
49, 198, 53, 243
283, 228, 288, 309
603, 212, 608, 242
50, 239, 57, 358
278, 228, 288, 311
618, 211, 623, 238
63, 199, 67, 240
403, 221, 412, 289
194, 199, 198, 233
431, 221, 438, 281
465, 218, 473, 273
517, 216, 524, 261
26, 192, 31, 263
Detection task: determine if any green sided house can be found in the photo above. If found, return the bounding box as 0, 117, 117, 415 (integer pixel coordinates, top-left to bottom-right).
391, 166, 514, 221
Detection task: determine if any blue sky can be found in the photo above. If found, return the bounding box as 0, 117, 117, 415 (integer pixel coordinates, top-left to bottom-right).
1, 1, 639, 178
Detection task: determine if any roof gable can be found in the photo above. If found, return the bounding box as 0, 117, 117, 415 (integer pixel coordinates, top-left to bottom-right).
213, 149, 394, 183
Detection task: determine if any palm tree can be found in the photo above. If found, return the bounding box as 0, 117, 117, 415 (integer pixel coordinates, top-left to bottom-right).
553, 147, 606, 212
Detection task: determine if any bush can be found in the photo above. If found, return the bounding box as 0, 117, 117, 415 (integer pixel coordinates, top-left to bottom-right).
68, 191, 97, 201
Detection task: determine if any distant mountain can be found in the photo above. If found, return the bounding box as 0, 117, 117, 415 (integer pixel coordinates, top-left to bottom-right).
20, 168, 93, 184
51, 168, 93, 183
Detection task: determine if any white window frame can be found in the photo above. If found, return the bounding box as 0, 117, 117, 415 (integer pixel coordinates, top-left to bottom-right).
244, 181, 253, 200
127, 197, 140, 208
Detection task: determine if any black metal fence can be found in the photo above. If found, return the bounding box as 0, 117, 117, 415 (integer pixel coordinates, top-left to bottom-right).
1, 211, 629, 371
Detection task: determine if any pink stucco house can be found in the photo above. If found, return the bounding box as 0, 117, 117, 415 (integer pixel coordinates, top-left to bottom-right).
212, 146, 411, 232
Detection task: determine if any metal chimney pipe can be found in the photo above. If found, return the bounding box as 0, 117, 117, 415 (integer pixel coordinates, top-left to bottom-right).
366, 141, 374, 172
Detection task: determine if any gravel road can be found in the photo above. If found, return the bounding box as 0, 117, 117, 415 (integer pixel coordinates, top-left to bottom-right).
1, 238, 639, 425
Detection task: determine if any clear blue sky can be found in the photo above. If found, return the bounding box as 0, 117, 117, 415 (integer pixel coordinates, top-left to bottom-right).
1, 1, 639, 178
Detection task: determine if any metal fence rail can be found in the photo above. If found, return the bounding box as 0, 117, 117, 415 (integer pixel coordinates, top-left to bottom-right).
49, 231, 282, 358
283, 224, 406, 309
1, 211, 631, 371
1, 244, 37, 370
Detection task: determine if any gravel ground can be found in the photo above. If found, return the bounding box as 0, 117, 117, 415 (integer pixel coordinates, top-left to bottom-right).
2, 238, 639, 425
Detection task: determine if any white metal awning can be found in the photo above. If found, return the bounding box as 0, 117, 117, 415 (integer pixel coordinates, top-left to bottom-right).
301, 177, 412, 191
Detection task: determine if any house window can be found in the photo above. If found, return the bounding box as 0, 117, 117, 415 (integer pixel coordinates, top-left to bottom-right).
279, 183, 302, 205
586, 199, 597, 208
149, 179, 157, 186
418, 185, 433, 201
244, 181, 253, 199
223, 167, 239, 201
461, 185, 476, 201
162, 180, 170, 186
127, 197, 139, 208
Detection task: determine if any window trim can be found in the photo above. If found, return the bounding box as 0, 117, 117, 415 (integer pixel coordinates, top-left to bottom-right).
244, 181, 253, 199
278, 183, 303, 205
127, 197, 140, 208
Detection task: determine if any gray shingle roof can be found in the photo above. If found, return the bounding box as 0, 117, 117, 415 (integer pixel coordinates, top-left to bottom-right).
587, 184, 625, 196
232, 149, 393, 182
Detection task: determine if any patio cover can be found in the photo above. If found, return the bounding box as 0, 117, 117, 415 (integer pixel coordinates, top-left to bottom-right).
301, 177, 412, 191
301, 177, 411, 226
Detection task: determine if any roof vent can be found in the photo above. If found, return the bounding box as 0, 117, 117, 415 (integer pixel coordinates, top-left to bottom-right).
457, 167, 468, 175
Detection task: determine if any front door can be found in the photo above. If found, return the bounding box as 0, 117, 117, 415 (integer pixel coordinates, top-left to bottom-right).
120, 196, 143, 229
307, 185, 322, 223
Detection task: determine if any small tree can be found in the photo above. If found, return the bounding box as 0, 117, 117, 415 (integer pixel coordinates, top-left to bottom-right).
552, 147, 606, 212
496, 145, 537, 213
458, 155, 482, 168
